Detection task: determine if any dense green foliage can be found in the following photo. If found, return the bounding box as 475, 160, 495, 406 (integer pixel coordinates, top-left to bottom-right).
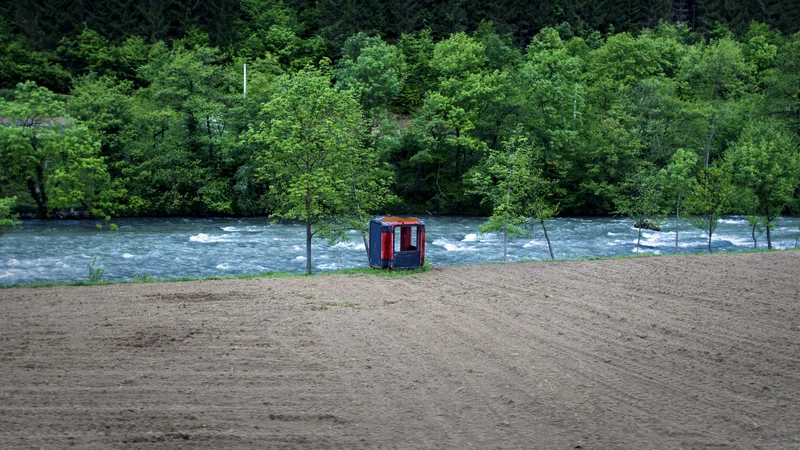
1, 2, 799, 229
0, 196, 21, 235
4, 0, 800, 52
0, 81, 119, 219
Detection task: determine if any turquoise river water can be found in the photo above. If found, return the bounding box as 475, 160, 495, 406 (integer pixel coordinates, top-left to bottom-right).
0, 215, 798, 285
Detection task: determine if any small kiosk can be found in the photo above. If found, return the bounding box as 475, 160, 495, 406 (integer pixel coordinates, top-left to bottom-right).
368, 217, 425, 269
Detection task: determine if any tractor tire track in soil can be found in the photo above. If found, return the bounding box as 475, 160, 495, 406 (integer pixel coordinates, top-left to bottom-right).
1, 252, 799, 449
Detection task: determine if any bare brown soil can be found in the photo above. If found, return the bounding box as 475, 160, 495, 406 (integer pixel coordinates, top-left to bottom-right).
1, 252, 799, 449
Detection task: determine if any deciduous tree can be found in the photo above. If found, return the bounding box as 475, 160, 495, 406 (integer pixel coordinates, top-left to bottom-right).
0, 81, 119, 218
335, 33, 406, 118
253, 69, 391, 274
687, 162, 734, 253
468, 129, 556, 261
727, 118, 800, 249
615, 167, 666, 253
662, 148, 699, 253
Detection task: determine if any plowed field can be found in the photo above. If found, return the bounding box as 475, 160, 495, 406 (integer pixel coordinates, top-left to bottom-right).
1, 252, 799, 449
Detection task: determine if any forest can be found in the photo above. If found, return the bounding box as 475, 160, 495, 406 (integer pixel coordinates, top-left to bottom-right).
1, 0, 800, 252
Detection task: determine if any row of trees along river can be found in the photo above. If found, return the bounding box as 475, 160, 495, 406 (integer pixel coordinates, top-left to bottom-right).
1, 1, 800, 274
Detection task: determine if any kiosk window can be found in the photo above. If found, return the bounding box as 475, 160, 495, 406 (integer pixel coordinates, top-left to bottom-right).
394, 225, 418, 252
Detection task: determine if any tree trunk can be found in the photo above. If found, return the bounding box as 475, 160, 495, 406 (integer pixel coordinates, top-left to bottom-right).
751, 221, 758, 249
766, 222, 772, 250
206, 116, 216, 168
503, 225, 508, 262
636, 227, 642, 253
704, 65, 722, 168
674, 192, 681, 254
433, 164, 442, 214
707, 224, 713, 253
503, 175, 510, 262
27, 179, 47, 219
351, 174, 370, 259
541, 218, 554, 260
306, 219, 313, 275
454, 128, 462, 176
536, 198, 554, 260
704, 114, 717, 168
766, 207, 773, 250
27, 160, 48, 219
305, 182, 313, 275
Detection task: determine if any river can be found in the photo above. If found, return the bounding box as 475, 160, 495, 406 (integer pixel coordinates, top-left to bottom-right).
0, 215, 798, 285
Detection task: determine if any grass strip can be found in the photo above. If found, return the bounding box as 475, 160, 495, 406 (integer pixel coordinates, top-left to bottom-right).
0, 262, 434, 289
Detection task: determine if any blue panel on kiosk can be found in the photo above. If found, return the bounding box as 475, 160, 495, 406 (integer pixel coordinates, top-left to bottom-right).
368, 219, 385, 268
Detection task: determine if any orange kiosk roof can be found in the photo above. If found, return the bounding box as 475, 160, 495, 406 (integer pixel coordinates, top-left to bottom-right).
377, 217, 422, 224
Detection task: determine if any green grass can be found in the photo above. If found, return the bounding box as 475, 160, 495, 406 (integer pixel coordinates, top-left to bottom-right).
0, 261, 434, 289
317, 261, 433, 277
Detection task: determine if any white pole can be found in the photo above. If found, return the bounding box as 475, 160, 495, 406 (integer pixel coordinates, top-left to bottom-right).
573, 82, 577, 119
243, 64, 247, 104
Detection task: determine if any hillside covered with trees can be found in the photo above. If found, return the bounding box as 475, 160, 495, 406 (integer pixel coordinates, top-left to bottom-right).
1, 0, 799, 245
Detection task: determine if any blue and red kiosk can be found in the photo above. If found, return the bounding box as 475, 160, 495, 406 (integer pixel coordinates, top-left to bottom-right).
368, 217, 425, 269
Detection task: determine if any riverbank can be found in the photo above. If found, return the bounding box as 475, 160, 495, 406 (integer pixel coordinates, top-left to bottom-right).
1, 251, 798, 448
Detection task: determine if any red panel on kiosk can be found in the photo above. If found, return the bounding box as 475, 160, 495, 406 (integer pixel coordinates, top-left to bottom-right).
400, 226, 412, 250
381, 231, 392, 260
419, 229, 425, 264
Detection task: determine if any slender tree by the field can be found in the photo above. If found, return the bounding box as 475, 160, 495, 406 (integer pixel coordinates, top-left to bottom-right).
467, 132, 528, 262
253, 69, 390, 274
615, 167, 667, 253
663, 149, 699, 254
727, 119, 800, 250
745, 215, 763, 249
517, 27, 581, 215
687, 162, 734, 253
468, 129, 556, 261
